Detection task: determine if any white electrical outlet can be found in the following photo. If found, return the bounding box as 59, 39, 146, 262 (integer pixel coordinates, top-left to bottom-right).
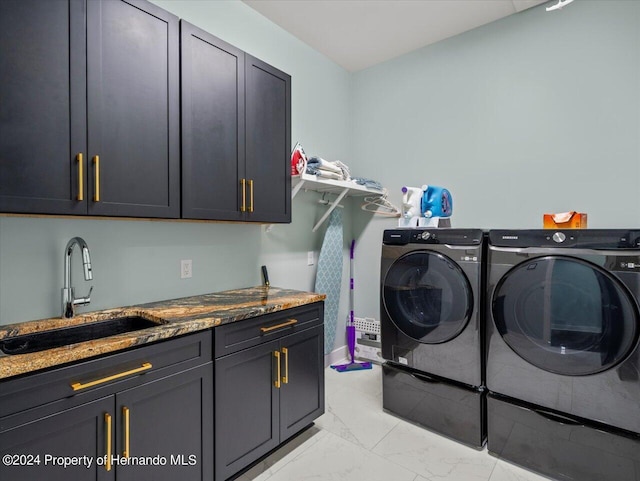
181, 259, 192, 279
307, 251, 315, 266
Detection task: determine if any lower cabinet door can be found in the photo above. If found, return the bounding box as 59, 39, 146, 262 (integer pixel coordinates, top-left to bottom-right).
0, 396, 114, 481
215, 339, 280, 481
115, 364, 213, 481
279, 325, 325, 441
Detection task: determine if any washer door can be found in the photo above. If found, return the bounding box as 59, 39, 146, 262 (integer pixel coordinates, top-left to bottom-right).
492, 256, 639, 375
383, 251, 473, 343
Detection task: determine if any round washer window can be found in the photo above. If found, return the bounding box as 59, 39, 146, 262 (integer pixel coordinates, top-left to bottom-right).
492, 256, 639, 375
383, 251, 473, 344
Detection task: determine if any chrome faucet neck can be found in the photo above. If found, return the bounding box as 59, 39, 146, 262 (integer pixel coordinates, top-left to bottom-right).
62, 237, 94, 318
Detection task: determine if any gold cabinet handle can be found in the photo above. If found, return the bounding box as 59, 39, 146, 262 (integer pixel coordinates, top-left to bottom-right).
76, 153, 84, 201
123, 406, 130, 458
281, 347, 289, 384
249, 179, 254, 213
260, 319, 298, 333
105, 413, 112, 472
71, 362, 152, 391
240, 178, 246, 212
274, 351, 281, 388
93, 155, 100, 202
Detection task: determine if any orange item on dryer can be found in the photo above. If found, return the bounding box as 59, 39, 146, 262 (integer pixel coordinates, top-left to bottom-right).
543, 211, 588, 229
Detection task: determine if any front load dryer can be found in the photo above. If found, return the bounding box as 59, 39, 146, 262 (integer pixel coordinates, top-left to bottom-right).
486, 229, 640, 481
380, 228, 486, 448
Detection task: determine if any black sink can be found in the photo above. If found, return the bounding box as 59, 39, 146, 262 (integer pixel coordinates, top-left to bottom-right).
0, 316, 163, 355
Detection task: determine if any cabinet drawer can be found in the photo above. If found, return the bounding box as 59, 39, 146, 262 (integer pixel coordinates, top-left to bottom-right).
214, 302, 323, 358
0, 330, 212, 419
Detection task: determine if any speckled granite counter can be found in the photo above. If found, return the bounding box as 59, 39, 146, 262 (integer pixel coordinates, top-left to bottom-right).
0, 286, 326, 380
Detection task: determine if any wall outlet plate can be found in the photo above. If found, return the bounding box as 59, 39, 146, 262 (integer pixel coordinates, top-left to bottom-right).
181, 259, 192, 279
307, 251, 315, 266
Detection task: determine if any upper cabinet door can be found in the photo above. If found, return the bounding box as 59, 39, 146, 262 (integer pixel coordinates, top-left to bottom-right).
87, 0, 180, 218
245, 55, 291, 223
0, 0, 87, 215
180, 21, 245, 221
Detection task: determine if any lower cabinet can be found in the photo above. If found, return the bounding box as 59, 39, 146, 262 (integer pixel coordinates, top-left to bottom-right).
0, 332, 213, 481
0, 396, 114, 481
0, 303, 325, 481
214, 303, 325, 481
115, 364, 213, 481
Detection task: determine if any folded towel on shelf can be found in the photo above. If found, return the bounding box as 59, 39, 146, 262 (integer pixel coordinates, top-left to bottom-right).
307, 157, 343, 174
306, 157, 351, 181
333, 160, 351, 180
314, 170, 344, 180
351, 177, 384, 191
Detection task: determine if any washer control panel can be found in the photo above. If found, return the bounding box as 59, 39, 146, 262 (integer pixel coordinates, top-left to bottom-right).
383, 229, 483, 246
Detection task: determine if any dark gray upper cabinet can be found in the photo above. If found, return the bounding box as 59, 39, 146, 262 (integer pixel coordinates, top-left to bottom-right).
0, 0, 180, 218
245, 55, 292, 223
180, 21, 245, 221
0, 0, 87, 215
86, 0, 180, 218
1, 1, 289, 222
181, 21, 291, 223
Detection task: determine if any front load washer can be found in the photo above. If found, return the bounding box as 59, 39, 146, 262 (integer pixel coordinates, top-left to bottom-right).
486, 229, 640, 480
380, 228, 486, 448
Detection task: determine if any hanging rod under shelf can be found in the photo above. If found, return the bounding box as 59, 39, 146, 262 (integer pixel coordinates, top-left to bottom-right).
291, 173, 383, 232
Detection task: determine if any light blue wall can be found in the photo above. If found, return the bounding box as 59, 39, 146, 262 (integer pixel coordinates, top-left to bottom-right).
0, 0, 353, 345
350, 0, 640, 320
3, 0, 639, 361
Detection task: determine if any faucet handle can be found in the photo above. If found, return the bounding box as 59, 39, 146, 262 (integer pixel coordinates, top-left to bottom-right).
74, 286, 93, 306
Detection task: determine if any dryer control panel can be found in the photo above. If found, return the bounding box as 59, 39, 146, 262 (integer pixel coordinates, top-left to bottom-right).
383, 228, 483, 246
489, 229, 640, 249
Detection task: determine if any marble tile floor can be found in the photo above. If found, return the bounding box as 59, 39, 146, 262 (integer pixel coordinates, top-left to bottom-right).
235, 363, 551, 481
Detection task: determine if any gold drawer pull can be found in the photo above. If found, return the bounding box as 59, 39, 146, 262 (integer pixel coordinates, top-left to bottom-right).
76, 153, 84, 201
249, 179, 254, 213
260, 319, 298, 333
71, 362, 153, 391
93, 155, 100, 202
105, 412, 112, 471
282, 347, 289, 384
123, 406, 130, 458
274, 350, 281, 388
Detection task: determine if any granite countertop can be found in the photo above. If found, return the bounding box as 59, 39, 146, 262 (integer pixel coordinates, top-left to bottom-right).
0, 286, 326, 380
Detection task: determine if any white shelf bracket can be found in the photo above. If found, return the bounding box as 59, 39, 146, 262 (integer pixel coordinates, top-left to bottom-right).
291, 177, 306, 200
312, 187, 349, 232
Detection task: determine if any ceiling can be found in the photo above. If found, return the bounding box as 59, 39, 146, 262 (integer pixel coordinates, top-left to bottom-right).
242, 0, 550, 72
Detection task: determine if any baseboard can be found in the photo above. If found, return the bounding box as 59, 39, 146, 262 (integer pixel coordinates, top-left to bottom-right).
324, 344, 348, 368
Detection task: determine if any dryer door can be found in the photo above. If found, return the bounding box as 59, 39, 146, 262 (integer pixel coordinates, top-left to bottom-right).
492, 255, 639, 375
382, 251, 473, 343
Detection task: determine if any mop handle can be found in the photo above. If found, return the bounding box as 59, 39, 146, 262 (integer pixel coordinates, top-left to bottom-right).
349, 239, 355, 326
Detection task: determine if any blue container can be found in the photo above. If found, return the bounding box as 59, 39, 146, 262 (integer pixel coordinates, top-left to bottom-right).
422, 186, 453, 218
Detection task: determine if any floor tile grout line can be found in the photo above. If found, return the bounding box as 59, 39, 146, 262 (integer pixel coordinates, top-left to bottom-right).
324, 428, 423, 481
324, 368, 428, 479
368, 412, 400, 453
258, 428, 330, 480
